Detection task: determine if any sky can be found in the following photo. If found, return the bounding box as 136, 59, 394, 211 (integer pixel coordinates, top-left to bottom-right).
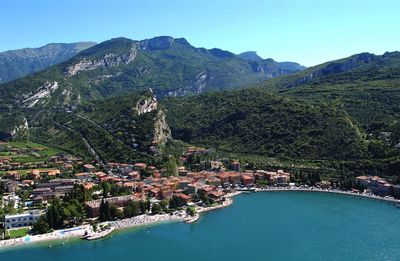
0, 0, 399, 66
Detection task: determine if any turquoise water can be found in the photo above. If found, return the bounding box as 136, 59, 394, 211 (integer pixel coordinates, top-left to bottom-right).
1, 192, 400, 260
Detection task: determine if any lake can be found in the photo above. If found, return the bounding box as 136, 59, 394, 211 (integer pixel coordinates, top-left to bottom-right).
1, 191, 400, 260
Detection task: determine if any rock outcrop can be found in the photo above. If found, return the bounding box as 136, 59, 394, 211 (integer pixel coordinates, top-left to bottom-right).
152, 110, 172, 147
22, 81, 59, 108
135, 93, 158, 115
65, 45, 137, 76
10, 117, 29, 139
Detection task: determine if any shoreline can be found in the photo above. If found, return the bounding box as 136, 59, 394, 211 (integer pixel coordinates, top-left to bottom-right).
254, 187, 400, 205
0, 213, 185, 250
2, 188, 398, 250
0, 225, 90, 250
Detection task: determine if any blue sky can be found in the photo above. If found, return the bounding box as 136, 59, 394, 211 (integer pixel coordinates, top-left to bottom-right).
1, 0, 399, 66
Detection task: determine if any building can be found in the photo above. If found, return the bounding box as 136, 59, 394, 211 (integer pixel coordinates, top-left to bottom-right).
4, 210, 42, 229
85, 195, 139, 217
392, 185, 400, 198
242, 174, 255, 187
231, 161, 240, 172
83, 164, 96, 173
355, 176, 370, 188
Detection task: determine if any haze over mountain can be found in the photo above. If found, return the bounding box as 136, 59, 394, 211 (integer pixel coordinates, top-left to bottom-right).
0, 42, 96, 83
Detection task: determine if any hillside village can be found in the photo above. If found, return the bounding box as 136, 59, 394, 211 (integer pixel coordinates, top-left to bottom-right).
1, 142, 400, 240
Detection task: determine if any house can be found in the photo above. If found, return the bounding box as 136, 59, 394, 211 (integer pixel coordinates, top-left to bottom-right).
392, 185, 400, 198
149, 187, 161, 198
6, 171, 21, 180
85, 195, 139, 217
160, 186, 173, 199
186, 184, 198, 195
231, 161, 240, 172
63, 163, 74, 170
29, 170, 41, 180
74, 172, 92, 180
173, 193, 190, 203
356, 176, 370, 188
208, 191, 225, 201
228, 172, 241, 185
217, 172, 230, 185
210, 161, 224, 171
241, 174, 255, 187
178, 166, 188, 176
206, 177, 222, 186
4, 210, 42, 229
198, 185, 215, 196
276, 174, 289, 186
127, 171, 141, 180
133, 163, 147, 171
377, 181, 392, 196
54, 185, 74, 195
83, 164, 96, 173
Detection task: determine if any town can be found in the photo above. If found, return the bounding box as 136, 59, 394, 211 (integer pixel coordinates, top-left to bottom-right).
1, 142, 400, 245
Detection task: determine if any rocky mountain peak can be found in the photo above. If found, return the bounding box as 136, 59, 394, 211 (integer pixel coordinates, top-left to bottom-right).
139, 36, 175, 50
238, 51, 263, 61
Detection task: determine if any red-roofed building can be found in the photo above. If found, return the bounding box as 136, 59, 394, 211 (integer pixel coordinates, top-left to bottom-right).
208, 191, 225, 201
83, 164, 96, 173
242, 174, 255, 186
134, 163, 147, 170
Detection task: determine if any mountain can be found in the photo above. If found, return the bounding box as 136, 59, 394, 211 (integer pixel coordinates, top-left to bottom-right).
0, 42, 96, 83
239, 51, 306, 72
162, 88, 367, 160
238, 51, 263, 61
30, 90, 170, 163
0, 36, 305, 112
259, 51, 400, 129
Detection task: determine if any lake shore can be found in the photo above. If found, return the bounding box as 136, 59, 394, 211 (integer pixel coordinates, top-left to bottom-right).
255, 187, 400, 205
0, 225, 90, 249
2, 187, 397, 250
0, 213, 186, 250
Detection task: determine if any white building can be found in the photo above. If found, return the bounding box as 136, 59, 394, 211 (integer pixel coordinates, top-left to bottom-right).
4, 210, 42, 229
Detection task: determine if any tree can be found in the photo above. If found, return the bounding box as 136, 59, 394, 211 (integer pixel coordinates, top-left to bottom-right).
102, 182, 111, 198
164, 156, 178, 176
151, 203, 161, 215
110, 205, 121, 220
47, 199, 63, 229
186, 206, 196, 217
140, 201, 147, 214
159, 199, 169, 212
146, 200, 151, 212
99, 200, 105, 221
99, 200, 111, 222
32, 216, 50, 235
124, 201, 141, 218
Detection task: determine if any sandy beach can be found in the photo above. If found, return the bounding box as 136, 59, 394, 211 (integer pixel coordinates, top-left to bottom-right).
111, 212, 185, 230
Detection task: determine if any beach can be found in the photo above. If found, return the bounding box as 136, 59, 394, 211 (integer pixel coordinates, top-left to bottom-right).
0, 213, 186, 249
2, 187, 398, 250
0, 225, 90, 249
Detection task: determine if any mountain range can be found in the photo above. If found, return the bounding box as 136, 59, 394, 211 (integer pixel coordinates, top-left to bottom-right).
0, 35, 399, 177
0, 42, 96, 83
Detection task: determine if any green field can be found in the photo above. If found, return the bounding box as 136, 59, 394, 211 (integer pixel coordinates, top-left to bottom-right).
0, 141, 60, 163
8, 227, 29, 239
